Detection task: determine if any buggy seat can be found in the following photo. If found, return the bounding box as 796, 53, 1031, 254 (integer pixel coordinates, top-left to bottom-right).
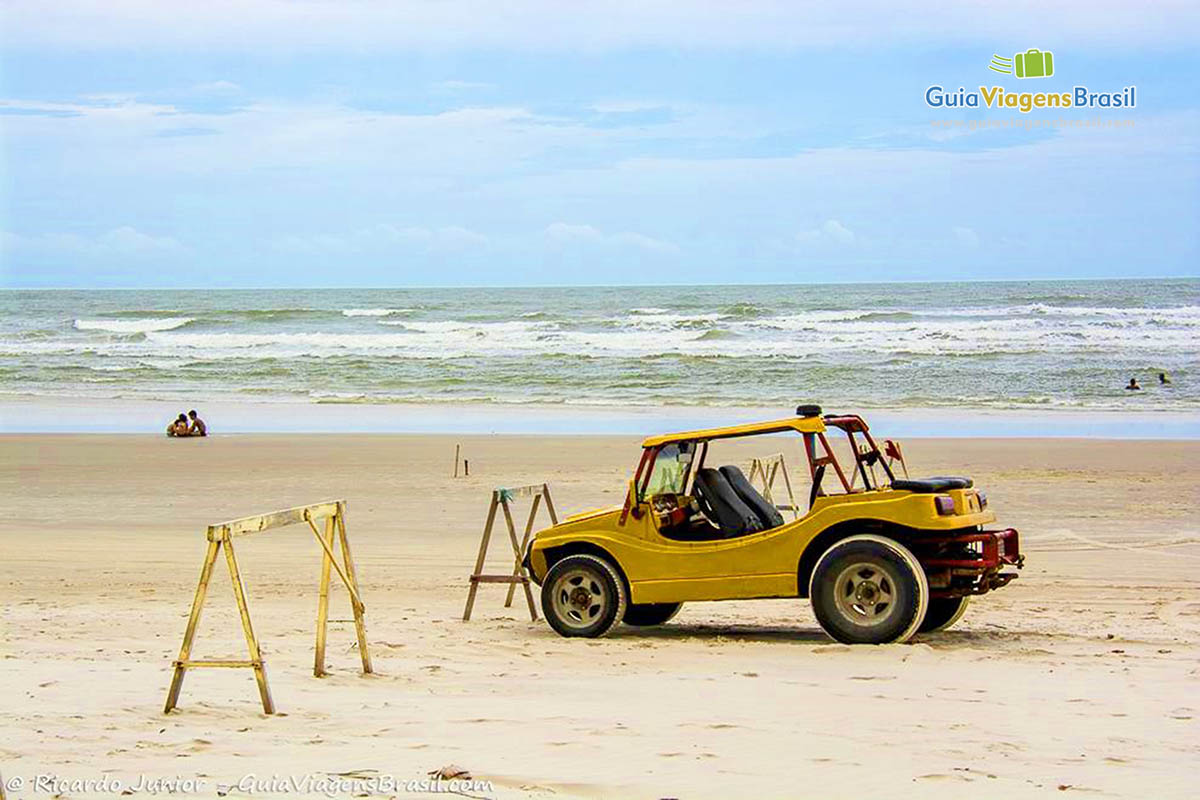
692, 468, 763, 538
890, 476, 973, 493
719, 465, 785, 530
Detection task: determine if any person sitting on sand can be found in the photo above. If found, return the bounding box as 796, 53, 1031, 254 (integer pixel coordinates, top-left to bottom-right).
1125, 377, 1141, 391
187, 410, 207, 437
167, 413, 190, 436
1159, 372, 1171, 385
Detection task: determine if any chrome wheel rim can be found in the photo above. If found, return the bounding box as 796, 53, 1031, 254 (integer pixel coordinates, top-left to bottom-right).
551, 567, 609, 630
833, 561, 898, 626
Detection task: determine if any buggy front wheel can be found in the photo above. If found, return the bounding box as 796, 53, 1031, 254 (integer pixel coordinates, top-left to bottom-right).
541, 554, 627, 638
808, 535, 929, 644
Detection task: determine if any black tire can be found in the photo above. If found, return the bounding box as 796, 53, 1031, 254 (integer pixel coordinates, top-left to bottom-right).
623, 602, 683, 627
808, 535, 929, 644
918, 596, 969, 633
540, 554, 627, 638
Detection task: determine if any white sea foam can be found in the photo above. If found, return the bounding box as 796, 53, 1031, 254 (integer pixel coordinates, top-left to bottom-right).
3, 308, 1190, 362
935, 304, 1200, 322
310, 390, 369, 402
7, 284, 1197, 413
341, 308, 414, 317
83, 316, 1186, 361
622, 312, 729, 329
73, 317, 194, 334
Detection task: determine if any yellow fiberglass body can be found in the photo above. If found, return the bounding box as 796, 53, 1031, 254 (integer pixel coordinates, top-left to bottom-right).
524, 407, 1023, 644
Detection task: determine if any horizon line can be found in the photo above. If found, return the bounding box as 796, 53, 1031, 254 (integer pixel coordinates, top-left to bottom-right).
2, 275, 1196, 291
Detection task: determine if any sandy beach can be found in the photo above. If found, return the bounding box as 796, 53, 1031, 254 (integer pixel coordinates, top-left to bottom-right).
3, 433, 1199, 799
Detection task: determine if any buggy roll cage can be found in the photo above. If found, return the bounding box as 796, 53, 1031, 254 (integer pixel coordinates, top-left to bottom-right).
630, 409, 897, 513
806, 414, 897, 503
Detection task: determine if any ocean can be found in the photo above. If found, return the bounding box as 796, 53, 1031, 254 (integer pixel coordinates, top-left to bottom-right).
1, 280, 1196, 417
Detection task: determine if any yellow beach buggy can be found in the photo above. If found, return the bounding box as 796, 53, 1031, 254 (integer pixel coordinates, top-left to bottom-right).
523, 406, 1023, 644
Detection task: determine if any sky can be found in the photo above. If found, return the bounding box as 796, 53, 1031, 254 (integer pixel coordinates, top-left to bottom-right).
1, 1, 1198, 288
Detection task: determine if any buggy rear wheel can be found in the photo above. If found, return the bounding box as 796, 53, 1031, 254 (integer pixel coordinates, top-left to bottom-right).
918, 596, 970, 633
623, 602, 682, 627
541, 554, 627, 638
808, 535, 929, 644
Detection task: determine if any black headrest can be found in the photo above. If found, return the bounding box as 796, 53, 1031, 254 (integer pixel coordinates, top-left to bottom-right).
720, 465, 785, 530
693, 468, 763, 538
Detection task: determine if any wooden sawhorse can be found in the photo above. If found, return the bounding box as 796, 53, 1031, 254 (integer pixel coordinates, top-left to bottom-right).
163, 500, 372, 715
463, 484, 558, 622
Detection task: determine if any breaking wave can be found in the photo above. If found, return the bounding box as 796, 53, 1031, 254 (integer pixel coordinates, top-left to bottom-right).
6, 280, 1195, 411
342, 308, 416, 317
73, 318, 194, 334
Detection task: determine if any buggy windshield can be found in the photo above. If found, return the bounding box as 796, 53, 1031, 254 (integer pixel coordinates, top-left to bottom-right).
643, 443, 693, 496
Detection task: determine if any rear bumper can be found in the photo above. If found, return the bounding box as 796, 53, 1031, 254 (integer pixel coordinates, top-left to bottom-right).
918, 528, 1024, 598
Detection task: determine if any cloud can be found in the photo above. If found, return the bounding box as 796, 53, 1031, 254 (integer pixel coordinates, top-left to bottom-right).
609, 232, 679, 253
822, 220, 855, 244
952, 226, 980, 248
0, 104, 83, 118
382, 225, 490, 252
154, 126, 219, 137
432, 80, 494, 92
100, 226, 183, 253
3, 226, 185, 257
0, 95, 575, 180
192, 80, 242, 94
589, 101, 668, 114
544, 222, 604, 243
2, 66, 1195, 286
273, 224, 489, 255
583, 106, 675, 129
4, 0, 1196, 51
796, 219, 856, 246
544, 223, 679, 253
